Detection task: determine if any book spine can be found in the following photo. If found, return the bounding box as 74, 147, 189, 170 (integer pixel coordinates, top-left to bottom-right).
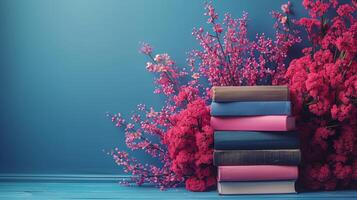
212, 86, 289, 102
218, 181, 296, 195
210, 101, 291, 116
213, 149, 301, 166
218, 165, 298, 181
214, 131, 299, 150
211, 116, 295, 131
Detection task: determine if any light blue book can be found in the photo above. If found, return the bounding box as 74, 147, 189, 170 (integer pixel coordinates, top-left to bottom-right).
211, 101, 291, 116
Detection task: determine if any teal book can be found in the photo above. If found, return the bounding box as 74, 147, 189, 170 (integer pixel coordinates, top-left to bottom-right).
214, 131, 299, 150
211, 101, 291, 116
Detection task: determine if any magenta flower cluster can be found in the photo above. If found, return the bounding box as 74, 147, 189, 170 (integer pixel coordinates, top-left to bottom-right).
286, 0, 357, 190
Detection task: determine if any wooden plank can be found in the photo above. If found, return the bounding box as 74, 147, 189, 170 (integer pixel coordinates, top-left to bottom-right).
0, 182, 357, 200
0, 174, 129, 182
0, 175, 356, 199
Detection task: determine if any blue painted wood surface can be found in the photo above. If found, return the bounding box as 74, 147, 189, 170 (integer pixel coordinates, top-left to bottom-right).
1, 182, 357, 200
1, 175, 356, 199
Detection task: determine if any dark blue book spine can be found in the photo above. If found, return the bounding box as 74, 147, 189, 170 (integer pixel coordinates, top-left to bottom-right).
211, 101, 291, 116
214, 131, 299, 150
213, 149, 301, 166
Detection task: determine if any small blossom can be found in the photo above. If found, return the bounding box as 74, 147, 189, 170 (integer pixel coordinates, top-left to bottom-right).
280, 16, 288, 24
213, 23, 223, 33
191, 73, 200, 79
139, 43, 152, 55
145, 62, 154, 72
281, 2, 291, 13
125, 123, 134, 130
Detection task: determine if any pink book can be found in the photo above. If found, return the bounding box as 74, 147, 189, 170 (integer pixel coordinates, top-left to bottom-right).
211, 116, 295, 131
218, 165, 298, 181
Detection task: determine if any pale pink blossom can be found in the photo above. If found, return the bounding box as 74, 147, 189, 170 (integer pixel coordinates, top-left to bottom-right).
139, 43, 153, 55
191, 73, 200, 79
281, 2, 291, 13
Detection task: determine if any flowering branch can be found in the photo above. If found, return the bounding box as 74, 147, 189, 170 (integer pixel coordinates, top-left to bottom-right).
108, 1, 300, 191
189, 1, 301, 87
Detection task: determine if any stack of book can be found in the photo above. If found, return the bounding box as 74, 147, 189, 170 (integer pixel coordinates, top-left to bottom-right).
211, 86, 300, 195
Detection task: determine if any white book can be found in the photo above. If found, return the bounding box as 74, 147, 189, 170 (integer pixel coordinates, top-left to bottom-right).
218, 180, 296, 195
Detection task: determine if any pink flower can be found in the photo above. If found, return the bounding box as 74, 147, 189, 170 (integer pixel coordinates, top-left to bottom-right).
280, 16, 288, 24
313, 127, 334, 150
213, 23, 223, 33
125, 123, 134, 130
334, 162, 352, 180
302, 0, 330, 17
146, 107, 158, 118
191, 73, 200, 79
337, 4, 355, 18
185, 176, 206, 192
139, 43, 152, 55
145, 62, 155, 72
281, 2, 291, 14
335, 31, 357, 54
205, 3, 218, 23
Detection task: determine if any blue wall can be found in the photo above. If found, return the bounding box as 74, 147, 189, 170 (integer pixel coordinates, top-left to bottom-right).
0, 0, 307, 174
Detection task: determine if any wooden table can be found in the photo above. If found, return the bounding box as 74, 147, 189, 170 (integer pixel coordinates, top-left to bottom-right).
0, 174, 356, 199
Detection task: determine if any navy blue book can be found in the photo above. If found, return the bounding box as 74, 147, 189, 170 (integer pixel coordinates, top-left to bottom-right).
211, 101, 291, 116
214, 131, 299, 150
